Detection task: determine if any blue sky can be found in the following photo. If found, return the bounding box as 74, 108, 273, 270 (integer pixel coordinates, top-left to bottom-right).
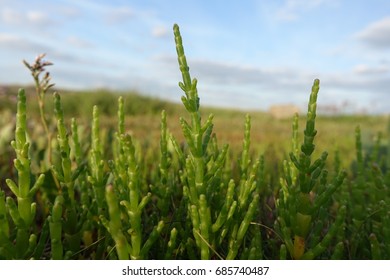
0, 0, 389, 114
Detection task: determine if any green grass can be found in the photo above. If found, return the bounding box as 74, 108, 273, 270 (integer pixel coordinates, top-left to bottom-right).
0, 24, 389, 260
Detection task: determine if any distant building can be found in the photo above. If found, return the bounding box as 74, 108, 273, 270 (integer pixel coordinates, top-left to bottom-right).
0, 86, 8, 97
269, 104, 300, 119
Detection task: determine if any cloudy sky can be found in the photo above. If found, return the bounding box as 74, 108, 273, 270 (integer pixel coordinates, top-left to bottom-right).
0, 0, 389, 114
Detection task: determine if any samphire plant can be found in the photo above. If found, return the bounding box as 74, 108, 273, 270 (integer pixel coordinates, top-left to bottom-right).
276, 80, 347, 259
0, 24, 389, 260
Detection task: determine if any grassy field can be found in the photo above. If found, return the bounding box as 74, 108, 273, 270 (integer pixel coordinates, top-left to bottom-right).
0, 83, 388, 260
1, 84, 387, 168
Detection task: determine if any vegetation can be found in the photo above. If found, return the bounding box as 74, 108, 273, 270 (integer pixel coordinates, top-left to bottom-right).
0, 24, 389, 260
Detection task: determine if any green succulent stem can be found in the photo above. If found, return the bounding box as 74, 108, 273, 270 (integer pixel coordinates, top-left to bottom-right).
4, 89, 45, 258
174, 23, 212, 259
278, 79, 346, 259
49, 195, 64, 259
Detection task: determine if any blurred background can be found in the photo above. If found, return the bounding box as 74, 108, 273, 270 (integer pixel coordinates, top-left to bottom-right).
0, 0, 389, 114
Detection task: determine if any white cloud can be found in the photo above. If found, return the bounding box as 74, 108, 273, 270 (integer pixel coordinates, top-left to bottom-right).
67, 36, 94, 48
26, 11, 48, 25
105, 6, 134, 24
57, 6, 81, 19
353, 64, 389, 75
355, 17, 390, 49
0, 33, 19, 43
187, 59, 308, 91
0, 8, 52, 27
276, 0, 336, 21
0, 32, 50, 52
152, 25, 169, 38
153, 54, 389, 113
155, 55, 319, 106
0, 8, 19, 25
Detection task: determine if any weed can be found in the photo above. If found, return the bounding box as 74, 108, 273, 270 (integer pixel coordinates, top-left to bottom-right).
0, 24, 389, 260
